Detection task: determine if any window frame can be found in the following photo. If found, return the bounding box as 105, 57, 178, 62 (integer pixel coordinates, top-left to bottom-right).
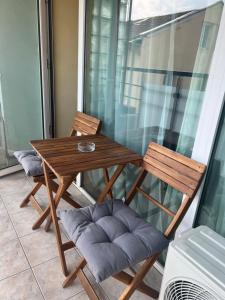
178, 5, 225, 234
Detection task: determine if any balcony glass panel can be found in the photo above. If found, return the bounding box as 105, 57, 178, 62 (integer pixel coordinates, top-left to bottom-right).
83, 0, 223, 262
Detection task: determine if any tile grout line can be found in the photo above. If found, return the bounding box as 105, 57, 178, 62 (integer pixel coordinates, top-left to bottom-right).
65, 290, 87, 300
0, 196, 31, 282
1, 175, 81, 299
0, 174, 109, 300
1, 174, 85, 299
0, 267, 31, 284
0, 194, 18, 244
11, 211, 46, 300
11, 182, 84, 299
0, 178, 46, 300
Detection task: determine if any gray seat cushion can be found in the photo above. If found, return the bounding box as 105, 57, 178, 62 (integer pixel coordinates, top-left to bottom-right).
14, 150, 43, 177
59, 199, 169, 282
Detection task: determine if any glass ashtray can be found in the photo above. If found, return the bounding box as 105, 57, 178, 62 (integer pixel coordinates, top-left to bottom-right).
78, 142, 95, 152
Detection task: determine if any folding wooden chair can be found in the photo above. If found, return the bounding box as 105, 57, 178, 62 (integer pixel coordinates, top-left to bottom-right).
59, 142, 206, 300
14, 112, 114, 224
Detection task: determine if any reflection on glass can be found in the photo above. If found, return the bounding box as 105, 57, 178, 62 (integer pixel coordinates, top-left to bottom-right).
196, 97, 225, 237
0, 0, 43, 170
83, 0, 223, 252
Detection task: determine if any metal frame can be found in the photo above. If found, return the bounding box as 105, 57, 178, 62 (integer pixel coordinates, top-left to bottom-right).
39, 0, 53, 138
0, 0, 52, 177
75, 0, 86, 187
77, 0, 86, 113
178, 5, 225, 234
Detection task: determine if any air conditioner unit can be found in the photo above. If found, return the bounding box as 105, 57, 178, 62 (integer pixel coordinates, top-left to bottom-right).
159, 226, 225, 300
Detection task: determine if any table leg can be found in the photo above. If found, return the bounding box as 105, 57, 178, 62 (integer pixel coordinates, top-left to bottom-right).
44, 177, 80, 232
32, 174, 77, 230
32, 203, 51, 230
97, 164, 125, 203
103, 168, 113, 199
42, 162, 73, 276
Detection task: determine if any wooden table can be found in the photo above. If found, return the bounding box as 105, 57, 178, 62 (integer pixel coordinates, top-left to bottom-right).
30, 134, 142, 276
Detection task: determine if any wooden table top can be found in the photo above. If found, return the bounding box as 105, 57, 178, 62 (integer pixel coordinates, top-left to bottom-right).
30, 135, 142, 177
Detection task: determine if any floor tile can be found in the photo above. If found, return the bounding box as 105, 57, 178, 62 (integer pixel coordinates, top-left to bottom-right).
0, 213, 17, 242
142, 264, 162, 292
33, 250, 84, 300
82, 267, 109, 300
11, 208, 40, 237
68, 291, 90, 299
20, 229, 67, 267
0, 171, 163, 299
2, 191, 47, 216
0, 199, 8, 217
100, 276, 156, 300
0, 269, 44, 300
0, 172, 31, 196
36, 185, 51, 204
0, 239, 29, 280
0, 171, 25, 187
2, 190, 33, 215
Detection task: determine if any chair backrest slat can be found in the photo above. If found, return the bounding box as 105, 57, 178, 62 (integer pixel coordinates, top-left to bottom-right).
149, 143, 205, 173
143, 142, 205, 198
147, 148, 202, 181
126, 142, 206, 239
142, 161, 194, 197
71, 112, 101, 136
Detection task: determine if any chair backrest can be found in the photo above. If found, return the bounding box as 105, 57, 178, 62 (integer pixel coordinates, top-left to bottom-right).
70, 111, 101, 136
126, 142, 206, 238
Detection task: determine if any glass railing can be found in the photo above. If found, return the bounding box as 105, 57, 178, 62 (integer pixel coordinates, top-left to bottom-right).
0, 0, 44, 171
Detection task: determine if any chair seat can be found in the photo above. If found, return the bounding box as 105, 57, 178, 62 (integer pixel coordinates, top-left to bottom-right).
14, 150, 43, 177
59, 199, 169, 282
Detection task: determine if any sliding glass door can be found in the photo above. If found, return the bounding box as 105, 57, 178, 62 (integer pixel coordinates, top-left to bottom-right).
0, 0, 44, 170
195, 95, 225, 236
83, 0, 223, 218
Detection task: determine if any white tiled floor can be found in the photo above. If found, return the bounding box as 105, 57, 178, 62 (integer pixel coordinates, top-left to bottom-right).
0, 171, 162, 300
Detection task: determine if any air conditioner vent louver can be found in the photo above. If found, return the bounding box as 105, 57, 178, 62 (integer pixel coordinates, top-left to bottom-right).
159, 227, 225, 300
164, 280, 217, 300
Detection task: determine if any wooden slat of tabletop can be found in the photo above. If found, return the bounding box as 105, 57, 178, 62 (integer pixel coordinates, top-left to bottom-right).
31, 135, 142, 177
30, 134, 108, 147
32, 140, 118, 156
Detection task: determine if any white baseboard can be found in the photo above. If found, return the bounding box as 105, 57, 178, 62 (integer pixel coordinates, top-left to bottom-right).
0, 164, 22, 177
73, 183, 96, 204
154, 260, 164, 275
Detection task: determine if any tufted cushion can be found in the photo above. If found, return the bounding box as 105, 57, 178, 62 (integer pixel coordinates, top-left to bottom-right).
59, 199, 169, 282
14, 150, 43, 177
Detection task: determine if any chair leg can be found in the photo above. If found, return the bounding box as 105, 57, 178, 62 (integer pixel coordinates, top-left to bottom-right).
63, 258, 86, 288
20, 182, 42, 208
43, 162, 74, 276
44, 180, 81, 232
63, 258, 99, 300
113, 271, 159, 299
118, 255, 159, 300
77, 269, 100, 300
97, 165, 125, 203
32, 176, 77, 230
32, 204, 51, 230
29, 195, 44, 215
103, 168, 113, 199
125, 169, 147, 206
